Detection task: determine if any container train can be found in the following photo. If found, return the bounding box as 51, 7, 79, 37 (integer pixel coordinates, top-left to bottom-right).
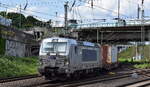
38, 37, 118, 80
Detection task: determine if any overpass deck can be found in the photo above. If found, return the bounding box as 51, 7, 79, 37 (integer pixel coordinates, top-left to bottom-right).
72, 24, 150, 44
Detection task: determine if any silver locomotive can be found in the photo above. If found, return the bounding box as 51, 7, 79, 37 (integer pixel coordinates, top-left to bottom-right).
38, 37, 103, 79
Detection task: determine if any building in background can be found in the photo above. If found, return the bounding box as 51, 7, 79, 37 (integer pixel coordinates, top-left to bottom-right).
23, 27, 51, 41
0, 15, 12, 26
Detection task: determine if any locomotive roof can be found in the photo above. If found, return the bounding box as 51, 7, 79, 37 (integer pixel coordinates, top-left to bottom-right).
42, 37, 77, 44
42, 37, 97, 47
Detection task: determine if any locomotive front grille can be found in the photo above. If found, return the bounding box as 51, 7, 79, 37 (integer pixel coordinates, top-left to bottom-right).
40, 55, 67, 68
41, 59, 65, 68
44, 67, 58, 73
56, 59, 65, 67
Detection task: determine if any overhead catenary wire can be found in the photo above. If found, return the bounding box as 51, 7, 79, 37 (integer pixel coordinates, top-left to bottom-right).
0, 2, 110, 24
2, 0, 149, 19
72, 1, 115, 19
0, 3, 54, 22
1, 0, 147, 25
78, 0, 130, 18
126, 0, 139, 5
81, 5, 115, 19
0, 0, 65, 6
0, 2, 73, 20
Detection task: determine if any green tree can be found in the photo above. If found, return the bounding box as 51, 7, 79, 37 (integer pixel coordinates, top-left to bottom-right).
0, 11, 7, 17
0, 11, 51, 29
7, 12, 26, 28
24, 16, 41, 28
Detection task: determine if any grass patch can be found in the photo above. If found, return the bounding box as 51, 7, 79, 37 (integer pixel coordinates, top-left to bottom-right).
134, 63, 150, 69
118, 45, 150, 69
0, 55, 38, 78
118, 45, 150, 59
119, 57, 150, 69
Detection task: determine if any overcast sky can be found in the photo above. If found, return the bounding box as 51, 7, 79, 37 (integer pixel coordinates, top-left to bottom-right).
0, 0, 150, 24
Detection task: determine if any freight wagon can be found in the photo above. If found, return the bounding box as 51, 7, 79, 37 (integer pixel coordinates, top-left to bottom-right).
38, 37, 118, 80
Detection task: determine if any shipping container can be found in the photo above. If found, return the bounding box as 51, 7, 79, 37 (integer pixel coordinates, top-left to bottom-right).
101, 45, 118, 69
101, 45, 109, 64
111, 45, 118, 63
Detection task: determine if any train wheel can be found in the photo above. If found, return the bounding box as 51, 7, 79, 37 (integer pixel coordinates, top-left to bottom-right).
73, 72, 80, 80
44, 74, 51, 80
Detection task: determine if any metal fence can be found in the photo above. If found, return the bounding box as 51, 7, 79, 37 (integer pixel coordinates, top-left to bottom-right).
70, 20, 150, 29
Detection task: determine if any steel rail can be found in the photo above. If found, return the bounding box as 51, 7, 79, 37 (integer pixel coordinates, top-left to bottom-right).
0, 74, 41, 83
58, 69, 150, 87
10, 69, 150, 87
117, 78, 150, 87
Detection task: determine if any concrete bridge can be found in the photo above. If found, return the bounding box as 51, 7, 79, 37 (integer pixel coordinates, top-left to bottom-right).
72, 24, 150, 44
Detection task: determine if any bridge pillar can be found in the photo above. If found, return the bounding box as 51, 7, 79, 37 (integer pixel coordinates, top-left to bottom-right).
97, 29, 99, 43
147, 30, 150, 59
134, 43, 143, 61
148, 30, 150, 41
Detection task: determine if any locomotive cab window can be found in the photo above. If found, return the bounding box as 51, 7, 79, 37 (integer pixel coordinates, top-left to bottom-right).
42, 42, 67, 53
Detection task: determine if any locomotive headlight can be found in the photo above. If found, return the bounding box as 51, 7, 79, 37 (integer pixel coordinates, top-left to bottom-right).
64, 58, 69, 65
39, 59, 43, 65
65, 61, 69, 65
39, 62, 42, 65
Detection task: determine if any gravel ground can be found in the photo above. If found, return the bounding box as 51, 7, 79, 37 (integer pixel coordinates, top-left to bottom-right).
0, 66, 149, 87
79, 74, 150, 87
0, 77, 48, 87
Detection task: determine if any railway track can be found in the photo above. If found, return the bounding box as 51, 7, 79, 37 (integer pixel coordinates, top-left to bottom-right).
117, 79, 150, 87
28, 69, 150, 87
62, 69, 150, 87
1, 69, 150, 87
0, 74, 41, 83
117, 73, 150, 87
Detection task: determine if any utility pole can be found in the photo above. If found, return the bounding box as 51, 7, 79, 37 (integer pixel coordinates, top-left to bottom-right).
118, 0, 120, 22
135, 4, 140, 60
141, 0, 144, 42
64, 1, 68, 35
97, 29, 99, 43
91, 0, 94, 8
55, 12, 58, 36
141, 0, 145, 59
137, 4, 140, 19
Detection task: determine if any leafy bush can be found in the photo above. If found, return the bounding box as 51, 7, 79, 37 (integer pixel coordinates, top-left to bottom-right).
119, 57, 150, 69
118, 45, 150, 69
0, 37, 5, 55
0, 55, 38, 78
134, 63, 150, 69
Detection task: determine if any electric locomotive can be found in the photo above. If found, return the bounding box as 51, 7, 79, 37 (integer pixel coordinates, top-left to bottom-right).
38, 37, 102, 79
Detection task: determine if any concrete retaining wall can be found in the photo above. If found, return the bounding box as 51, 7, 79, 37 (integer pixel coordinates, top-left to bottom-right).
5, 40, 26, 57
0, 25, 39, 57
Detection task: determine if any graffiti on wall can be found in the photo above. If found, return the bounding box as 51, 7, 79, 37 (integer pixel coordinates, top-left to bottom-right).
5, 40, 25, 57
1, 30, 15, 37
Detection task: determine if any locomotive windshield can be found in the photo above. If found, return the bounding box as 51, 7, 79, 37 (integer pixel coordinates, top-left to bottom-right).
42, 42, 67, 53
